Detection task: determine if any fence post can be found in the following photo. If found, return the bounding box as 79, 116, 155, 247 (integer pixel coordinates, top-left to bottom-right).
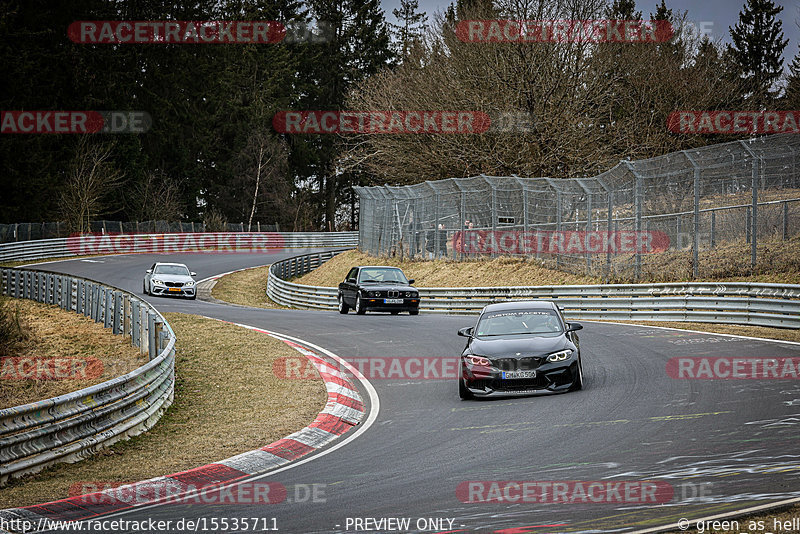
783, 201, 789, 241
683, 151, 701, 278
746, 207, 752, 244
624, 162, 643, 281
710, 210, 716, 248
739, 141, 759, 270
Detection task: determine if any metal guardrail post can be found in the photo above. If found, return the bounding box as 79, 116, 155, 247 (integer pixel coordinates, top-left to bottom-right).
132, 299, 141, 349
113, 292, 122, 335
104, 288, 113, 328
123, 295, 131, 338
148, 312, 156, 360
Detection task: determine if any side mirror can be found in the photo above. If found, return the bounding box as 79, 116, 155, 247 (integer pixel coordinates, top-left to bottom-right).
458, 326, 474, 337
347, 278, 356, 283
146, 269, 152, 274
190, 272, 197, 277
566, 322, 583, 333
408, 279, 415, 285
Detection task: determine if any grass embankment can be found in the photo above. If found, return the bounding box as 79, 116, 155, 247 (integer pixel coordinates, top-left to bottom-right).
0, 298, 146, 409
211, 266, 285, 309
0, 313, 326, 508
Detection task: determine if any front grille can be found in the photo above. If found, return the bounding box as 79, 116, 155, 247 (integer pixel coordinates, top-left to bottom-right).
387, 290, 400, 298
165, 282, 184, 288
491, 357, 543, 371
490, 376, 549, 391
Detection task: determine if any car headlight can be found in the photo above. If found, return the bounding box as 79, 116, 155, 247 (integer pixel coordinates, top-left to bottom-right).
405, 291, 417, 297
370, 291, 381, 297
547, 349, 573, 362
152, 279, 165, 285
466, 355, 491, 366
185, 281, 195, 287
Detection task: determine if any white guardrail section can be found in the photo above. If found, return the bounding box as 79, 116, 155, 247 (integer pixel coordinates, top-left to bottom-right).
0, 232, 359, 263
268, 251, 800, 329
0, 268, 176, 486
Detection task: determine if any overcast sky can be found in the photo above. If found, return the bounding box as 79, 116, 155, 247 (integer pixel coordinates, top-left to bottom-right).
381, 0, 800, 68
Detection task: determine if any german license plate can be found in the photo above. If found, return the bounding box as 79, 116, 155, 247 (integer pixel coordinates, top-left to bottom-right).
502, 370, 537, 379
168, 288, 181, 292
384, 298, 403, 304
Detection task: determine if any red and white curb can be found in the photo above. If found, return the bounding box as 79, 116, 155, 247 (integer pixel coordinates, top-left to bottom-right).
0, 323, 375, 530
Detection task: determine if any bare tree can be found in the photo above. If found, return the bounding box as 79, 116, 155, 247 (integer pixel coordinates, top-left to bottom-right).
125, 170, 182, 222
60, 139, 123, 233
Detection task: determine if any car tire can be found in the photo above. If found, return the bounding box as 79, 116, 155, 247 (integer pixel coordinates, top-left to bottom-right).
459, 378, 474, 400
143, 281, 149, 295
338, 295, 350, 314
355, 293, 366, 315
189, 294, 197, 300
570, 358, 584, 391
409, 309, 419, 316
390, 310, 399, 315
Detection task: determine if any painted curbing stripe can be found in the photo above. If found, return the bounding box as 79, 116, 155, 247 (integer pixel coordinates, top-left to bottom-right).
167, 463, 249, 488
309, 413, 356, 436
328, 391, 365, 411
285, 426, 339, 449
217, 450, 289, 476
261, 438, 315, 460
326, 381, 362, 401
322, 403, 364, 425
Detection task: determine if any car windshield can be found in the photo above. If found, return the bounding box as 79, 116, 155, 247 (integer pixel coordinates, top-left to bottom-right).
154, 265, 190, 276
475, 309, 563, 337
358, 268, 408, 284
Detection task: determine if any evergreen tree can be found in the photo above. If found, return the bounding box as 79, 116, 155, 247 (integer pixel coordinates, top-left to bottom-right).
728, 0, 788, 107
391, 0, 427, 58
785, 45, 800, 108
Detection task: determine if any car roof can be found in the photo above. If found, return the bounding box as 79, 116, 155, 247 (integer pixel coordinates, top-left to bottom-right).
481, 300, 557, 313
357, 265, 404, 270
154, 262, 189, 267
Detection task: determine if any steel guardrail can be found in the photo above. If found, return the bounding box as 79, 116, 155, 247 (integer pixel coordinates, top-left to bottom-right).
0, 232, 359, 263
267, 251, 800, 329
0, 268, 176, 485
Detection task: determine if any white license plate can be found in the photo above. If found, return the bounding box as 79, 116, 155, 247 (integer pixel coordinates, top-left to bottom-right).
502, 370, 537, 379
384, 298, 403, 304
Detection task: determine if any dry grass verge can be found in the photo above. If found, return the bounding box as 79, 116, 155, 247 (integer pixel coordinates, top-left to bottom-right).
211, 265, 285, 309
0, 298, 146, 409
297, 249, 600, 288
0, 313, 326, 508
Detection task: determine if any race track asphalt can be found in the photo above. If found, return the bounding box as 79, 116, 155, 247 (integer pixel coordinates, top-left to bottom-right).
23, 250, 800, 534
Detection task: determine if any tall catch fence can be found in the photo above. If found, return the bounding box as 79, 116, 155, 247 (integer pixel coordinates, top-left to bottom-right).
0, 220, 281, 244
355, 134, 800, 281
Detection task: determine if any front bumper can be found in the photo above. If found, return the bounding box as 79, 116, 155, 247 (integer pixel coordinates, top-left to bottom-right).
362, 298, 420, 312
150, 285, 195, 297
461, 359, 579, 396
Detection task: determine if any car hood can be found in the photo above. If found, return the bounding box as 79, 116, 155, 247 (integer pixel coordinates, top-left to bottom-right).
152, 274, 194, 283
468, 335, 568, 357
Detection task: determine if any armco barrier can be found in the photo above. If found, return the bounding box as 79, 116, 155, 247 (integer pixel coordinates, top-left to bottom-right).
0, 268, 176, 486
0, 232, 358, 263
267, 251, 800, 329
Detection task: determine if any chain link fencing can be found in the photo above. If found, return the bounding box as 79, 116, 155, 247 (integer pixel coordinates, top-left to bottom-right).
355, 134, 800, 281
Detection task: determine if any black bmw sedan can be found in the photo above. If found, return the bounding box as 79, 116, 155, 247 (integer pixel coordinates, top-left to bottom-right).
457, 301, 584, 399
338, 266, 420, 315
